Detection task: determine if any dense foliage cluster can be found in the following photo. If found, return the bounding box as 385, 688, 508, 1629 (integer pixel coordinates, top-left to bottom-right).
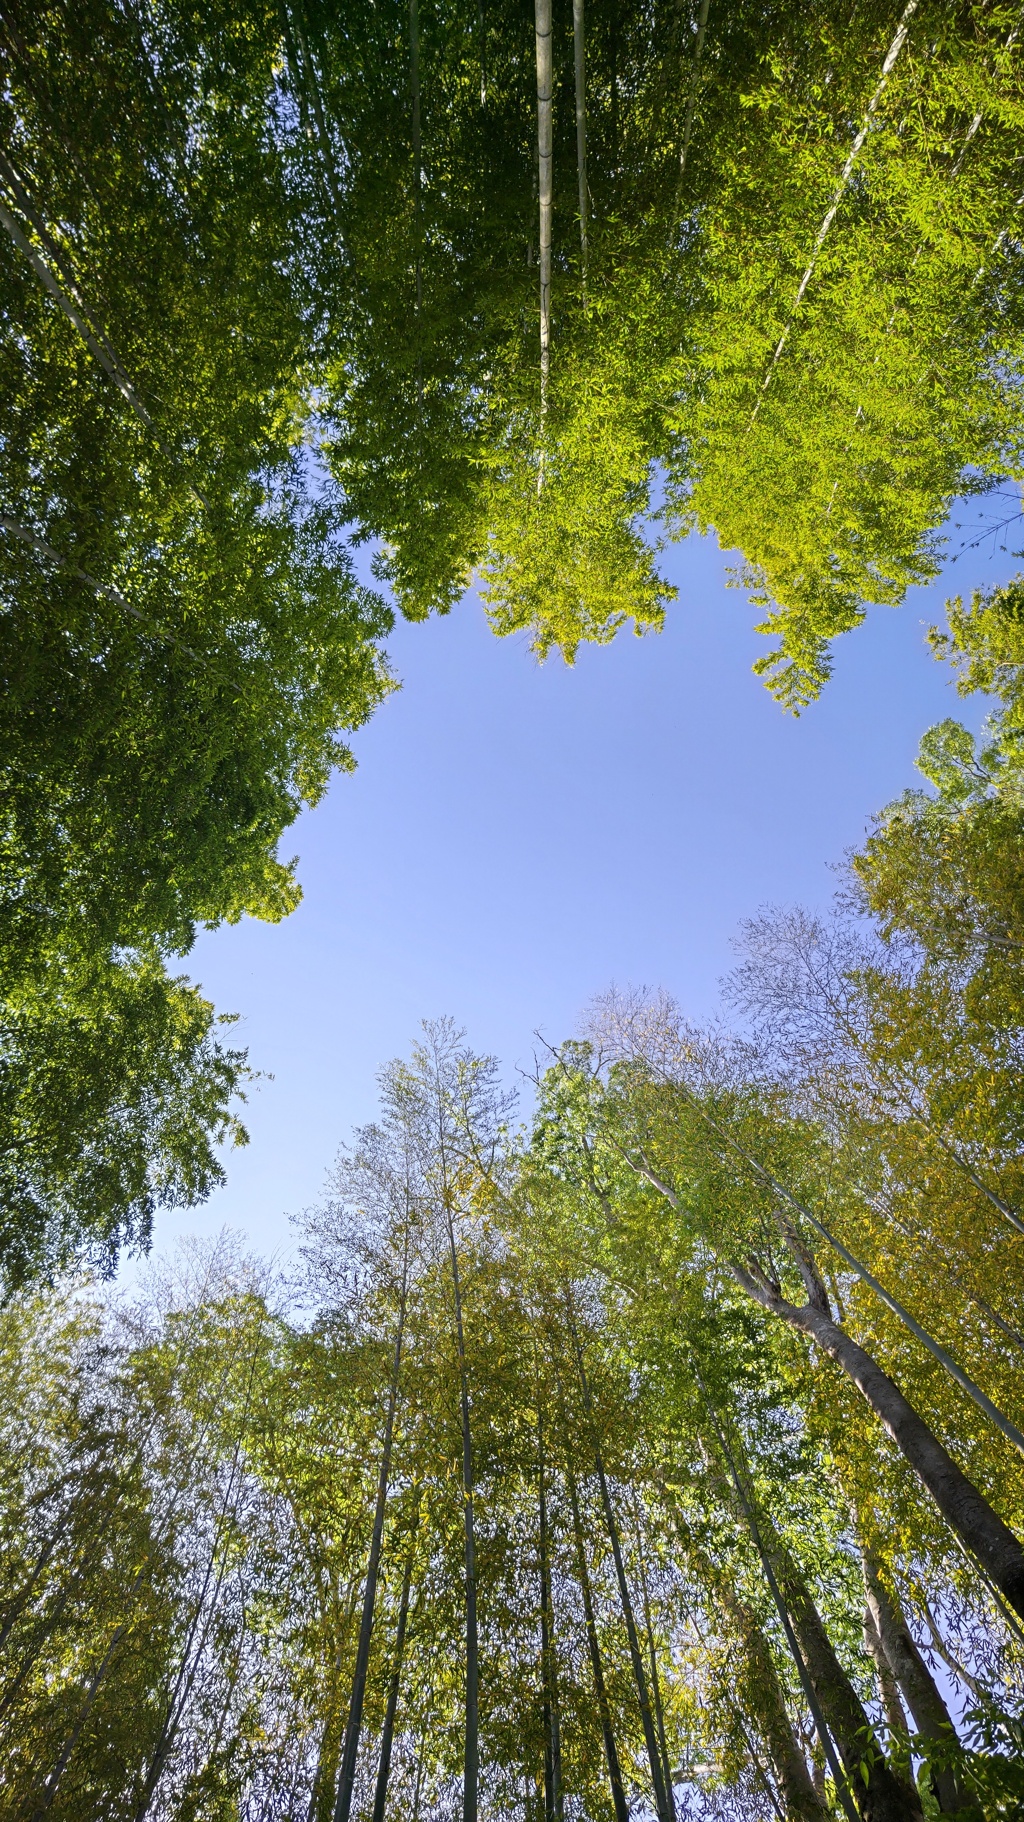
0, 0, 394, 1275
300, 0, 1024, 700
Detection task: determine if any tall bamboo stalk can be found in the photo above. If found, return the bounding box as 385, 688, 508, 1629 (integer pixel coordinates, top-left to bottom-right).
569, 1321, 672, 1822
675, 0, 710, 204
538, 1408, 563, 1822
564, 1461, 629, 1822
534, 0, 553, 460
370, 1542, 416, 1822
446, 1211, 479, 1822
631, 1497, 675, 1820
571, 0, 588, 298
625, 1105, 1024, 1461
695, 1370, 908, 1822
409, 0, 423, 408
333, 1235, 411, 1822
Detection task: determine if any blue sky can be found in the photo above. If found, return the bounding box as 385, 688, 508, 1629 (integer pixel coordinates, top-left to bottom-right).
147, 513, 1021, 1265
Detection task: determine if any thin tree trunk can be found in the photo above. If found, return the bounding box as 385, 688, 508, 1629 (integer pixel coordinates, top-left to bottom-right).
410, 0, 422, 224
748, 0, 919, 424
307, 1635, 346, 1822
334, 1246, 410, 1822
882, 1206, 1024, 1355
736, 1602, 830, 1820
137, 1311, 270, 1822
370, 1546, 415, 1822
135, 1450, 255, 1819
645, 1597, 673, 1821
285, 1, 345, 228
765, 1533, 922, 1822
30, 1614, 134, 1818
675, 0, 710, 201
133, 1542, 233, 1820
610, 7, 619, 174
794, 951, 1024, 1235
572, 0, 588, 295
0, 148, 117, 351
862, 1554, 969, 1815
737, 1728, 786, 1822
565, 1461, 629, 1822
571, 1329, 672, 1822
778, 1209, 1024, 1461
731, 1260, 1024, 1621
47, 1310, 269, 1821
411, 1746, 426, 1822
631, 1499, 675, 1820
696, 1379, 913, 1822
919, 1599, 985, 1698
534, 0, 552, 448
410, 0, 423, 407
863, 1605, 909, 1747
863, 1556, 953, 1739
655, 1472, 823, 1814
0, 512, 212, 665
0, 1527, 63, 1663
447, 1216, 478, 1822
0, 1567, 92, 1729
0, 153, 152, 433
538, 1410, 563, 1822
29, 1552, 163, 1817
0, 153, 209, 507
723, 1581, 830, 1822
279, 5, 317, 146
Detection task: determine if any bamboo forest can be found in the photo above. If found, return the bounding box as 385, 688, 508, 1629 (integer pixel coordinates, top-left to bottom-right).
3, 0, 1024, 1817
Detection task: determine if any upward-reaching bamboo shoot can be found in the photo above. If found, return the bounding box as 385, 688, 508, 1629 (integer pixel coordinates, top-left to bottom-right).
447, 1214, 479, 1822
572, 0, 588, 294
534, 0, 552, 446
333, 1242, 410, 1822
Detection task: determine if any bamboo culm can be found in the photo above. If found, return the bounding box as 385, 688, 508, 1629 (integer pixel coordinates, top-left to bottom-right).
629, 1093, 1024, 1460
570, 1324, 674, 1822
693, 1377, 864, 1822
572, 0, 588, 292
534, 0, 553, 447
538, 1410, 563, 1822
631, 1497, 675, 1820
333, 1244, 410, 1822
675, 0, 711, 200
370, 1544, 416, 1822
447, 1214, 479, 1822
564, 1461, 629, 1822
861, 1551, 970, 1815
658, 1484, 827, 1822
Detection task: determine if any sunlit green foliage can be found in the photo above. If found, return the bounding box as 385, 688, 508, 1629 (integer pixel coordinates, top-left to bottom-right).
3, 932, 1024, 1816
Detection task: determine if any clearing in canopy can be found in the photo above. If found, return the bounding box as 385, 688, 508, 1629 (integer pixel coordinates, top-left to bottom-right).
2, 1, 1024, 1817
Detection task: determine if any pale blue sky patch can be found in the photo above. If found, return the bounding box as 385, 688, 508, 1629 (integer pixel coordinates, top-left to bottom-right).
142, 518, 1022, 1265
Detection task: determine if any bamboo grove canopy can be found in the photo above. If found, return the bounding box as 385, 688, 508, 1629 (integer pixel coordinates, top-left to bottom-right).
4, 959, 1024, 1821
2, 6, 1024, 1811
